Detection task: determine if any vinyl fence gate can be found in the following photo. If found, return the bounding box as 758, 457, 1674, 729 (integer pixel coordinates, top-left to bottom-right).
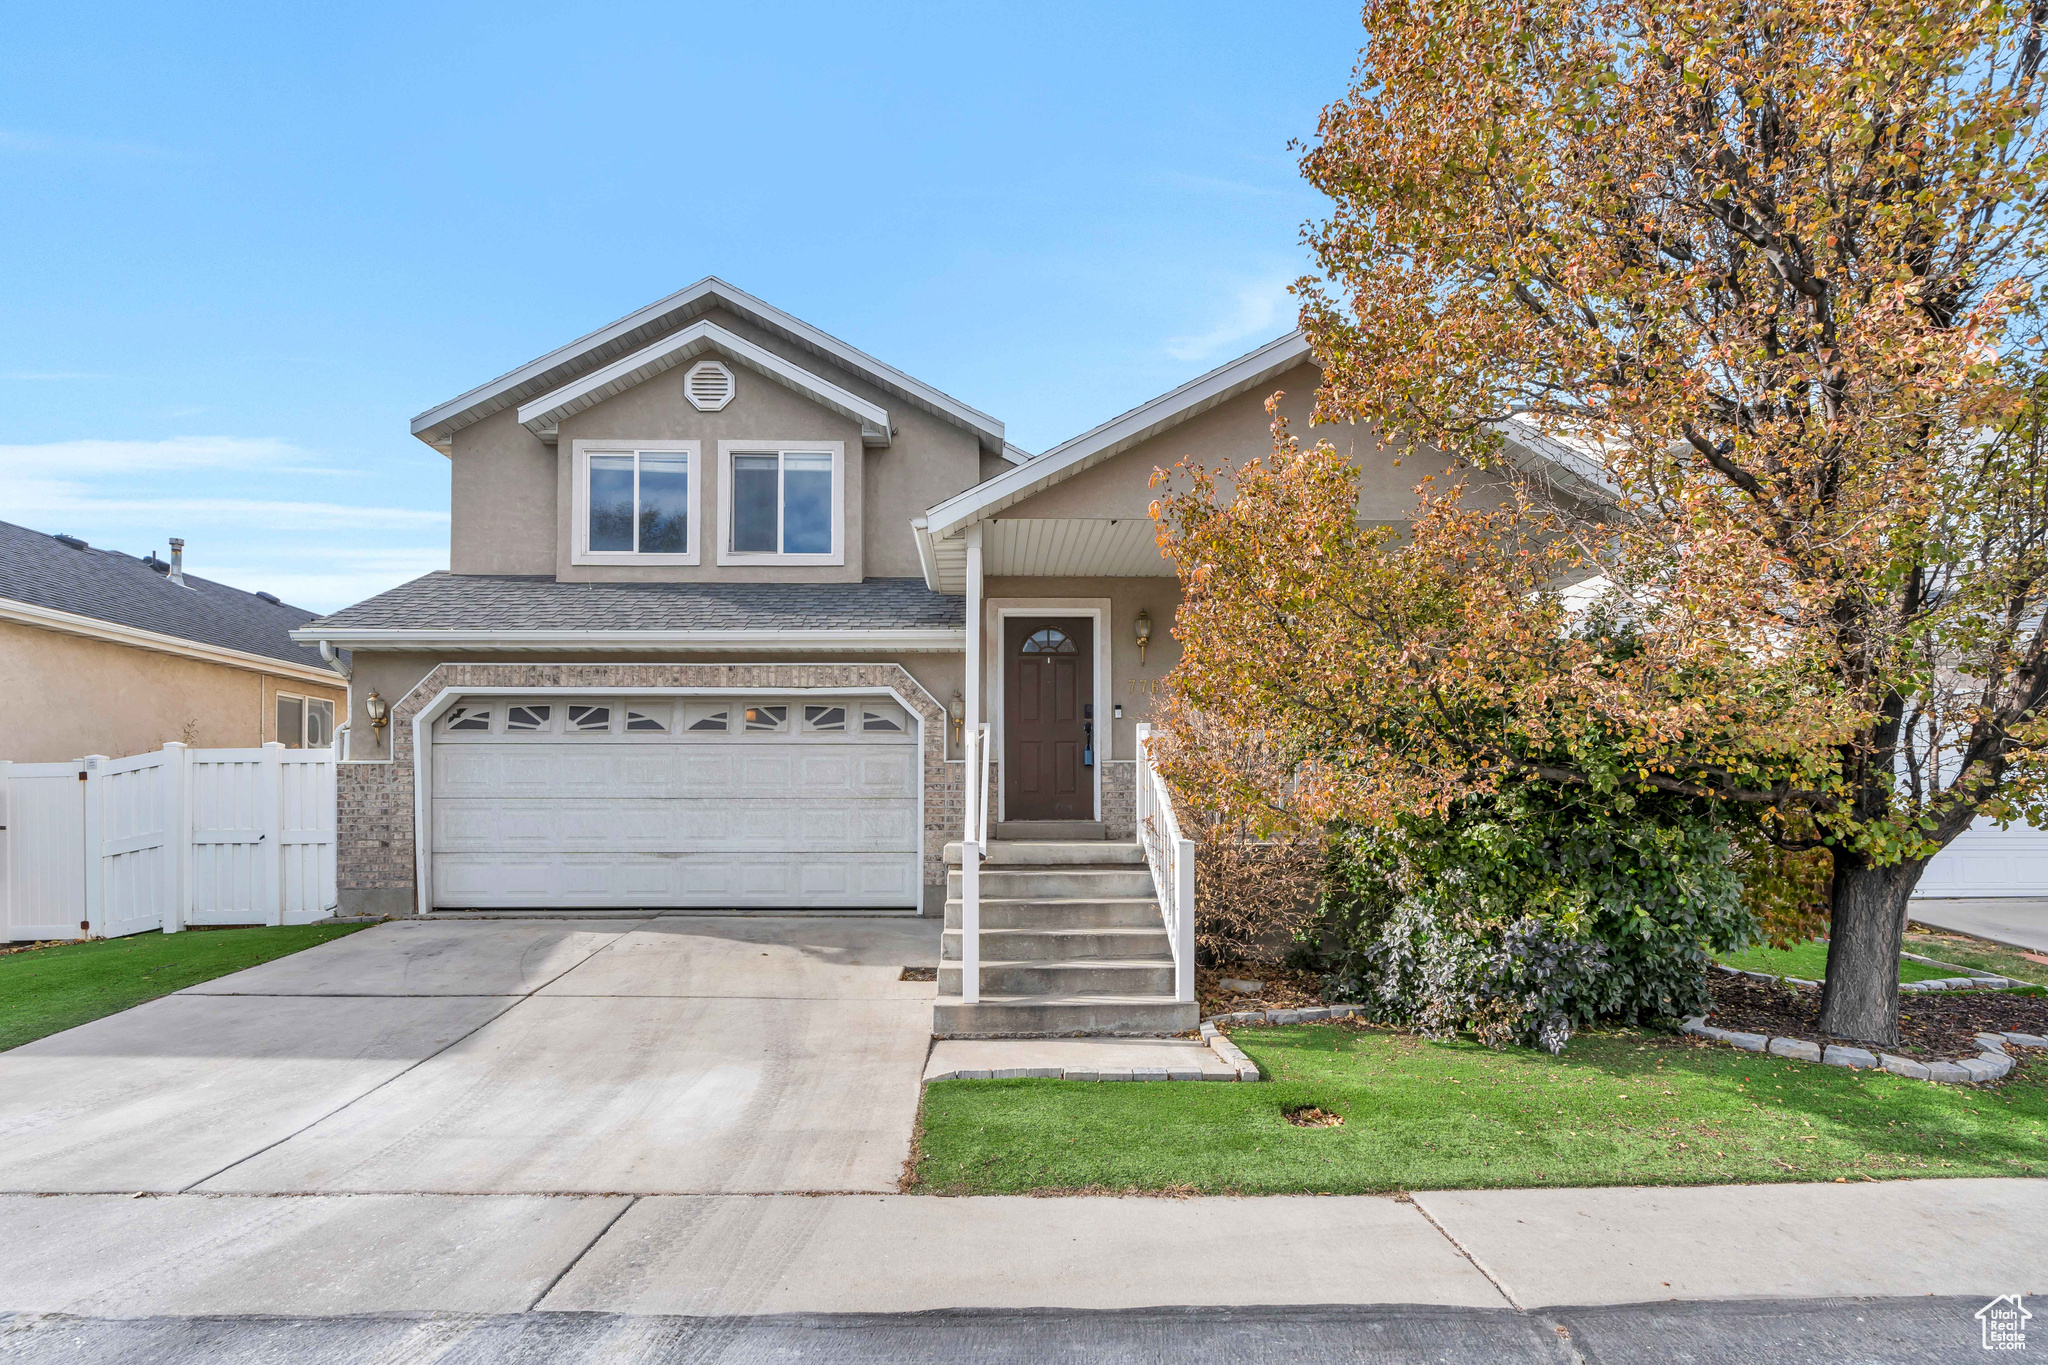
0, 741, 338, 942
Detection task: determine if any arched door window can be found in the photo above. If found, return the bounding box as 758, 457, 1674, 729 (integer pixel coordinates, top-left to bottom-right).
1021, 627, 1077, 655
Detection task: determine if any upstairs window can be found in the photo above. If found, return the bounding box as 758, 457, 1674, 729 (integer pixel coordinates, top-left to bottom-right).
721, 445, 843, 563
574, 443, 698, 564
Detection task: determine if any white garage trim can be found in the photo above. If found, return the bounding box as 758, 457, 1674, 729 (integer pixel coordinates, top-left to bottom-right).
411, 684, 927, 912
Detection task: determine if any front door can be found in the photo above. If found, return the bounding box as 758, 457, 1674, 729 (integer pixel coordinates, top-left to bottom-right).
1004, 617, 1092, 821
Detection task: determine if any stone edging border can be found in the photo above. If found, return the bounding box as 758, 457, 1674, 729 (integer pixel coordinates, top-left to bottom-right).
1714, 954, 2036, 994
1680, 1016, 2045, 1083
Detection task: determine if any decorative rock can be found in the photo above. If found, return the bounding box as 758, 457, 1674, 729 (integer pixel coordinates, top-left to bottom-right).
1823, 1045, 1879, 1069
1680, 1016, 1712, 1037
1880, 1054, 1931, 1080
1235, 1064, 1261, 1082
1167, 1068, 1204, 1082
1975, 1034, 2009, 1054
1768, 1037, 1823, 1062
1268, 1009, 1308, 1025
2001, 1032, 2048, 1048
1958, 1054, 2011, 1083
1741, 969, 1778, 983
1724, 1031, 1769, 1052
1925, 1062, 1972, 1083
1298, 1007, 1335, 1021
1098, 1069, 1133, 1082
1062, 1070, 1099, 1083
1219, 978, 1265, 995
1132, 1068, 1169, 1082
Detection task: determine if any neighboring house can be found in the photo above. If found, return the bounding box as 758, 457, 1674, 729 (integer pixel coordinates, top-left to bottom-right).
0, 521, 347, 762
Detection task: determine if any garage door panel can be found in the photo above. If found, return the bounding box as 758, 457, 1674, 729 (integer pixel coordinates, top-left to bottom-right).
432, 851, 915, 908
432, 798, 914, 854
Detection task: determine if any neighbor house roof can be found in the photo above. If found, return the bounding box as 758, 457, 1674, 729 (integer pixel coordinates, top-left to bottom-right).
0, 520, 344, 683
292, 573, 966, 652
410, 277, 1007, 456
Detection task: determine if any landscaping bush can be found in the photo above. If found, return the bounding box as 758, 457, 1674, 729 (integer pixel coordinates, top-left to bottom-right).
1314, 783, 1757, 1052
1191, 823, 1325, 964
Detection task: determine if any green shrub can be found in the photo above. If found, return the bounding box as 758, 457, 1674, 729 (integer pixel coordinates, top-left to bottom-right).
1314, 784, 1757, 1052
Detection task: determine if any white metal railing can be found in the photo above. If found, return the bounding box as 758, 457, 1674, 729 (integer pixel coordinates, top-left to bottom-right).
959, 722, 993, 1004
1134, 723, 1197, 1003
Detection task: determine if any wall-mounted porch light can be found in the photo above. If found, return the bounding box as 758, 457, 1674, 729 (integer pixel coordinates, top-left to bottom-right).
1133, 609, 1154, 664
365, 690, 390, 741
949, 689, 965, 743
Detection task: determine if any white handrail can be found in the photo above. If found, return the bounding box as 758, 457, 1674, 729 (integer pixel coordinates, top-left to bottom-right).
1134, 723, 1196, 1004
959, 722, 993, 1005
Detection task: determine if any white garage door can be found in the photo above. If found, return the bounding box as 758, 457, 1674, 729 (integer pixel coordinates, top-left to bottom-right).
429, 695, 920, 909
1914, 818, 2048, 898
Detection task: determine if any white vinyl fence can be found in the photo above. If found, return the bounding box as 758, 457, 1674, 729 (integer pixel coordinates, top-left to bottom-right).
0, 742, 336, 943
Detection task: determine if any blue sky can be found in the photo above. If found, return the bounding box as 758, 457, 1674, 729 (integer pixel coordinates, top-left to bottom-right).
2, 3, 1362, 611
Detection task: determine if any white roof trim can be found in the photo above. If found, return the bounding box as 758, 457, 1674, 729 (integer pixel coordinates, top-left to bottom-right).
924, 330, 1315, 537
289, 625, 965, 654
1000, 442, 1034, 466
5, 597, 345, 686
411, 276, 1004, 453
515, 321, 892, 447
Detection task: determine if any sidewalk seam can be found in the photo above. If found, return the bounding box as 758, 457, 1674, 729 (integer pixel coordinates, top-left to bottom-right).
1409, 1193, 1523, 1311
526, 1195, 640, 1311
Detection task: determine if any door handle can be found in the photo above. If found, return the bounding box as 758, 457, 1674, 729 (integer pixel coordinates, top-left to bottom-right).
1082, 720, 1094, 767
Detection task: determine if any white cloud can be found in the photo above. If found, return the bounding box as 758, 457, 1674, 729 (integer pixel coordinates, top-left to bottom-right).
0, 435, 322, 476
1164, 275, 1300, 363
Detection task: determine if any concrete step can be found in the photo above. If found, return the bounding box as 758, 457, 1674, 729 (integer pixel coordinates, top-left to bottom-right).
941, 925, 1171, 962
946, 867, 1156, 899
932, 995, 1200, 1038
944, 840, 1145, 868
944, 897, 1164, 930
995, 820, 1107, 841
939, 958, 1176, 997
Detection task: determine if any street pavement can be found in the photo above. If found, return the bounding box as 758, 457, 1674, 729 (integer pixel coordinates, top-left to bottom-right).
1911, 897, 2048, 954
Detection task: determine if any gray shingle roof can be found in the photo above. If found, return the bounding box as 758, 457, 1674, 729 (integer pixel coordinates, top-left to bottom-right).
306, 573, 965, 633
0, 520, 341, 673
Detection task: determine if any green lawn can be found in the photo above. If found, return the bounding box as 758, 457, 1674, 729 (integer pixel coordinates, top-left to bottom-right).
912, 1024, 2048, 1195
0, 924, 370, 1052
1904, 930, 2048, 988
1717, 939, 1953, 983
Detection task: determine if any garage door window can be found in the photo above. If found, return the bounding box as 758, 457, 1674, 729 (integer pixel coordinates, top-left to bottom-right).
444, 706, 491, 733
685, 705, 730, 732
802, 704, 847, 733
506, 705, 551, 732
626, 706, 669, 733
743, 704, 787, 732
569, 705, 612, 733
861, 703, 905, 733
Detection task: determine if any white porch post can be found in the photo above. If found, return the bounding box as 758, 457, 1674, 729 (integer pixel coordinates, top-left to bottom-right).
960, 522, 984, 1004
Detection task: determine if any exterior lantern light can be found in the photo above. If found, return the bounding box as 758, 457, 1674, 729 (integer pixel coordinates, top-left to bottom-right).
365, 690, 390, 740
949, 689, 965, 743
1133, 609, 1153, 664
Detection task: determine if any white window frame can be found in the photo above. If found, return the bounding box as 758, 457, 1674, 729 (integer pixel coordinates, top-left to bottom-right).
716, 440, 846, 566
571, 439, 701, 566
277, 691, 336, 749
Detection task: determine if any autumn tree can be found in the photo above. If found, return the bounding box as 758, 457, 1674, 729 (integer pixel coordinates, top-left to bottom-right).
1159, 0, 2048, 1047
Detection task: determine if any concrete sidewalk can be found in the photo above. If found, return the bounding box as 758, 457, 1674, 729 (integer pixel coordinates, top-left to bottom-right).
3, 1179, 2042, 1318
1912, 897, 2048, 954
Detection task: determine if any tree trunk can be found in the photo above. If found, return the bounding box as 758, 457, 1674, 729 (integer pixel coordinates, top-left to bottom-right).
1817, 858, 1926, 1047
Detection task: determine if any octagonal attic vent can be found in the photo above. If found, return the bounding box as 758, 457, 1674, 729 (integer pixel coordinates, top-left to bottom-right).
684, 360, 735, 412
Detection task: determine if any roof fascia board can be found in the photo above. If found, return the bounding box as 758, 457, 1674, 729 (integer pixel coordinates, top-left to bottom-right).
411, 276, 1004, 452
515, 320, 891, 446
910, 516, 943, 592
289, 625, 966, 653
925, 331, 1315, 537
4, 597, 344, 685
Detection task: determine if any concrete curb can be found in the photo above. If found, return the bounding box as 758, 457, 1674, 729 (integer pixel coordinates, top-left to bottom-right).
1680, 1015, 2041, 1085
924, 1031, 1262, 1084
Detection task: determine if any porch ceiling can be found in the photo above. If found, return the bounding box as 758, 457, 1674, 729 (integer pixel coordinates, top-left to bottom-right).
924, 518, 1173, 592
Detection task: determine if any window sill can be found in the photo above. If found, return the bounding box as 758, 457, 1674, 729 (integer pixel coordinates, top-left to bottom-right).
571, 551, 701, 567
714, 550, 846, 567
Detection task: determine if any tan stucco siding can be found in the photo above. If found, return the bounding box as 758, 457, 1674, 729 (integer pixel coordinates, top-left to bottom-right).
341, 646, 967, 765
446, 306, 989, 584
0, 620, 345, 762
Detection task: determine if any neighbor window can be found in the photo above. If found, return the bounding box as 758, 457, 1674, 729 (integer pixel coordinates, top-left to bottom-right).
276, 694, 336, 748
725, 448, 838, 558
575, 443, 697, 563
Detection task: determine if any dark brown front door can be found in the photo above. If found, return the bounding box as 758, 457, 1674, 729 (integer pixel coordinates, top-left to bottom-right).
1004, 617, 1093, 821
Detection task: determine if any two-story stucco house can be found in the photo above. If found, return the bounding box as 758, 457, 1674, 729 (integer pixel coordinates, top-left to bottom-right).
296, 278, 1571, 1033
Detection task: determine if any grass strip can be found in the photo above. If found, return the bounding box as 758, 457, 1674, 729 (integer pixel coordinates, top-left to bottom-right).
0, 923, 371, 1052
1717, 939, 1953, 983
913, 1024, 2048, 1195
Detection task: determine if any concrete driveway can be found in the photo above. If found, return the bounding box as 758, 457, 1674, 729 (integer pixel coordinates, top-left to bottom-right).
0, 915, 940, 1196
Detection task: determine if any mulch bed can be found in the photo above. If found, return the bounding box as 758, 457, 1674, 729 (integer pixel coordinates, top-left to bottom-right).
1196, 963, 1329, 1017
1706, 973, 2048, 1059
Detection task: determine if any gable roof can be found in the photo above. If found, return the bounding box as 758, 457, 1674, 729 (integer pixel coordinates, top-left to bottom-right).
514, 319, 893, 447
0, 520, 344, 681
923, 330, 1314, 538
411, 277, 1005, 455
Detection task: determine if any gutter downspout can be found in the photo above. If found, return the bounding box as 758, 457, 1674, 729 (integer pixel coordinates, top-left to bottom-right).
318, 639, 351, 680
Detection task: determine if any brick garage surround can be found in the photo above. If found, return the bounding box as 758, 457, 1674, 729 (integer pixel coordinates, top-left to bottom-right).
337, 661, 958, 914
